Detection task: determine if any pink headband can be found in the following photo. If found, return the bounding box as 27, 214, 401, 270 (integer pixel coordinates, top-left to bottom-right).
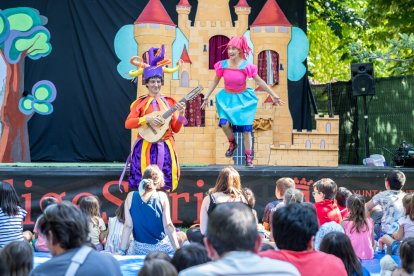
227, 36, 251, 60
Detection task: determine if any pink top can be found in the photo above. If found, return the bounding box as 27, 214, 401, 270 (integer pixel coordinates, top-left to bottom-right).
34, 218, 48, 252
214, 60, 257, 92
343, 219, 374, 260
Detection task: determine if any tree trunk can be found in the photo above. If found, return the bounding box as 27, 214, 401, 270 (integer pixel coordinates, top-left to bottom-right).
0, 59, 30, 162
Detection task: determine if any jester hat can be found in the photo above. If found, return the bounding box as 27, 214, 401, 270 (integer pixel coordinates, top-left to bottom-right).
129, 44, 180, 84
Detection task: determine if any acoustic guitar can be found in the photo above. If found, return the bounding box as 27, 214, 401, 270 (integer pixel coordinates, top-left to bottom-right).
138, 86, 203, 143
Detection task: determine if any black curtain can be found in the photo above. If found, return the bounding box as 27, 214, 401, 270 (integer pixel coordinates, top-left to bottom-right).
0, 0, 308, 162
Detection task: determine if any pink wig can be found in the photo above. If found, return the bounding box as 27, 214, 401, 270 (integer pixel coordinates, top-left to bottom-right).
227, 36, 251, 60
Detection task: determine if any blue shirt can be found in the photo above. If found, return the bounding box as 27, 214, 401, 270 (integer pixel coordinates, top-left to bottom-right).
130, 191, 165, 244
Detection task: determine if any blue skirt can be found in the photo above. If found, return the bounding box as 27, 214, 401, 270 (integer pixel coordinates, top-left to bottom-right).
215, 88, 258, 132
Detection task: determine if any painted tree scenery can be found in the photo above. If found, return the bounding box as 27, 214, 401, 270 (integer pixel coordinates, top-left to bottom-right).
0, 7, 52, 162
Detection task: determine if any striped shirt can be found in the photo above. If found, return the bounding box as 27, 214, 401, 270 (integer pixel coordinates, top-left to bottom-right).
0, 207, 27, 248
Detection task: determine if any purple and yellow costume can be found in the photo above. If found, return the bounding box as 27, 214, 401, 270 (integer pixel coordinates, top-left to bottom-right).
124, 45, 182, 191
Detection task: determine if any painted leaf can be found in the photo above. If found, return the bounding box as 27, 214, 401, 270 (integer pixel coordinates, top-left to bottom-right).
3, 7, 43, 32
3, 26, 51, 64
18, 95, 35, 115
0, 11, 10, 45
33, 102, 53, 115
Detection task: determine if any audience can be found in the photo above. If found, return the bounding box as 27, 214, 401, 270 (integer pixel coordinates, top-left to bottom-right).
144, 250, 172, 263
313, 178, 342, 225
33, 197, 59, 252
171, 243, 209, 272
199, 167, 248, 235
180, 202, 300, 275
30, 201, 121, 275
259, 203, 347, 276
79, 196, 106, 251
366, 170, 406, 236
319, 232, 370, 276
2, 168, 410, 275
119, 165, 179, 255
138, 259, 177, 276
342, 194, 375, 259
336, 187, 352, 218
314, 221, 344, 251
0, 240, 33, 276
0, 181, 27, 248
262, 177, 295, 231
379, 193, 414, 255
393, 238, 414, 276
105, 201, 127, 253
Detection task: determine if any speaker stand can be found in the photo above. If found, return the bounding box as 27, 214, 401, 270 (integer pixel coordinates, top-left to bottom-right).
363, 95, 370, 158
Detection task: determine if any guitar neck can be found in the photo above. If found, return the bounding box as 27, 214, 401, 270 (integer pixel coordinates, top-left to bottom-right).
162, 97, 187, 119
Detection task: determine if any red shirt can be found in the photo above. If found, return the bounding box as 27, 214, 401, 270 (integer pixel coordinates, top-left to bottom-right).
125, 95, 183, 140
259, 249, 347, 276
338, 205, 350, 219
314, 200, 342, 225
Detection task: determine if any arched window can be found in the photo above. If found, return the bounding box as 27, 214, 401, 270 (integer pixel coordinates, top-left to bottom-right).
185, 94, 205, 127
257, 50, 279, 85
209, 35, 229, 69
180, 71, 189, 87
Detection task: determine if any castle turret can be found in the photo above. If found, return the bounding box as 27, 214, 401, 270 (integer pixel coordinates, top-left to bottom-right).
176, 0, 191, 39
195, 0, 231, 27
250, 0, 292, 146
234, 0, 251, 36
134, 0, 176, 93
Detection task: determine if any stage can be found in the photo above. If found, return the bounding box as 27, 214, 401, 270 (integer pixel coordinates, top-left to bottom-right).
1, 163, 414, 229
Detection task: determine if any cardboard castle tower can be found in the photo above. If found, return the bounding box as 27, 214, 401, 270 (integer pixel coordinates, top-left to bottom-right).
131, 0, 339, 167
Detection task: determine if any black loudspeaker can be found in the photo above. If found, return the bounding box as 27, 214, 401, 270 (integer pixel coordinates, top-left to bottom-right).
351, 63, 375, 96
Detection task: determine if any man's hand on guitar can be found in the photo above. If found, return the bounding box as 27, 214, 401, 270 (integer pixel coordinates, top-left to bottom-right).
147, 115, 165, 127
176, 102, 186, 116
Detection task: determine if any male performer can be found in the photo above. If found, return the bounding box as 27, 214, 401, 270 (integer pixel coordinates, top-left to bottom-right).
124, 45, 185, 192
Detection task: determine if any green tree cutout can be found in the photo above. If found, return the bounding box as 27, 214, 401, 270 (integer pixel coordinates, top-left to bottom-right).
0, 7, 52, 162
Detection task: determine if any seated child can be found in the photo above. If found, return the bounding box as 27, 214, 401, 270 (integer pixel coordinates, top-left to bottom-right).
313, 178, 342, 225
379, 193, 414, 255
34, 197, 58, 252
105, 201, 127, 253
79, 196, 106, 251
262, 177, 295, 231
336, 187, 352, 218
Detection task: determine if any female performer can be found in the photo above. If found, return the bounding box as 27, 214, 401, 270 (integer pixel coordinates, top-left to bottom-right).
201, 36, 284, 167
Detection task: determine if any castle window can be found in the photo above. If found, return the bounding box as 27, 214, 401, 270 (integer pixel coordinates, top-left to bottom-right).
325, 123, 331, 133
278, 26, 289, 33
185, 94, 205, 127
257, 50, 279, 85
149, 24, 160, 29
305, 139, 311, 149
320, 140, 326, 149
252, 27, 261, 33
180, 71, 189, 87
265, 26, 275, 33
208, 35, 229, 69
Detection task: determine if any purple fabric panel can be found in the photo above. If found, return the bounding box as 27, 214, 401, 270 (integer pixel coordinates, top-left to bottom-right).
156, 142, 165, 170
149, 142, 173, 191
128, 139, 144, 190
151, 99, 158, 111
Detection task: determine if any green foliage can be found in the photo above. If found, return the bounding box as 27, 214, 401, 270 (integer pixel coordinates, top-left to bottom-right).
308, 0, 414, 82
349, 33, 414, 76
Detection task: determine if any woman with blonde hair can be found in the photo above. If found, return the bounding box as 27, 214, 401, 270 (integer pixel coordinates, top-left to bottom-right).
199, 167, 248, 235
119, 165, 179, 255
